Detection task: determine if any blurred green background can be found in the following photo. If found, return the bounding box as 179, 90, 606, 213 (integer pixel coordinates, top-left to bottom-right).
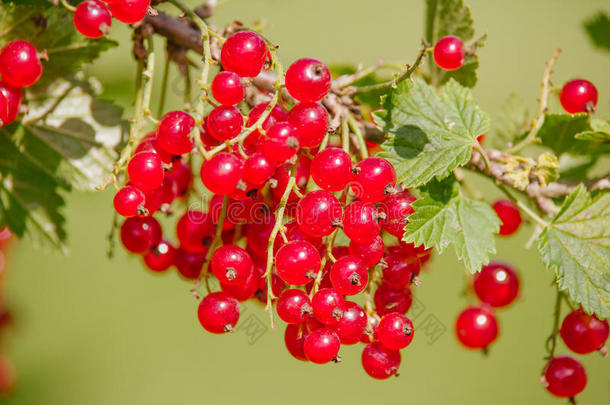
3, 0, 610, 404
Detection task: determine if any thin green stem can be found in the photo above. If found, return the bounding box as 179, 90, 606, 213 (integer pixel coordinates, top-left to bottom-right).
545, 290, 563, 360
347, 113, 368, 159
157, 57, 171, 118
59, 0, 76, 12
497, 184, 548, 227
341, 117, 350, 153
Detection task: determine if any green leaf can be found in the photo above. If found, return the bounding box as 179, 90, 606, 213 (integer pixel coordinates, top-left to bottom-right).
573, 119, 610, 143
404, 178, 500, 273
491, 93, 529, 149
537, 185, 610, 319
537, 114, 610, 156
584, 11, 610, 53
376, 78, 490, 188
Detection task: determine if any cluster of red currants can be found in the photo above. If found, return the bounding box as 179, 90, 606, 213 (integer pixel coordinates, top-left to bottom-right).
72, 0, 151, 39
0, 228, 15, 396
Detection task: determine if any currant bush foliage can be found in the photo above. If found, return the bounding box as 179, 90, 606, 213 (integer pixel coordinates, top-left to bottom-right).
584, 11, 610, 53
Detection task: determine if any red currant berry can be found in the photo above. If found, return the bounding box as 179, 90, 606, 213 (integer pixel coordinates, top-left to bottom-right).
167, 160, 191, 196
244, 102, 288, 154
362, 342, 401, 379
296, 190, 342, 237
197, 292, 240, 334
120, 216, 161, 253
342, 201, 382, 244
211, 71, 244, 106
381, 251, 421, 290
329, 256, 368, 296
493, 199, 522, 236
287, 102, 328, 147
113, 185, 146, 217
560, 79, 598, 114
285, 58, 331, 102
176, 211, 213, 253
211, 245, 253, 286
560, 308, 609, 354
275, 240, 321, 285
275, 220, 323, 252
542, 356, 587, 398
473, 262, 519, 307
0, 81, 22, 126
349, 235, 385, 267
379, 190, 416, 237
221, 269, 259, 302
136, 133, 174, 164
455, 306, 499, 349
157, 111, 195, 155
243, 152, 275, 186
374, 283, 413, 316
74, 0, 112, 39
310, 147, 352, 192
333, 301, 367, 345
270, 158, 310, 206
312, 288, 345, 325
200, 152, 244, 195
220, 31, 267, 77
127, 152, 164, 191
0, 40, 43, 88
277, 289, 313, 324
398, 241, 432, 265
175, 248, 205, 279
258, 122, 301, 164
351, 157, 396, 203
303, 328, 341, 364
284, 324, 309, 361
207, 106, 243, 141
246, 215, 275, 257
143, 240, 176, 272
378, 312, 414, 350
141, 176, 178, 215
359, 314, 379, 344
433, 35, 464, 71
108, 0, 150, 24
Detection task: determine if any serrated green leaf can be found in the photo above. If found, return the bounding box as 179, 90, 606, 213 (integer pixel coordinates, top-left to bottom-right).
537, 185, 610, 319
584, 11, 610, 53
573, 119, 610, 142
377, 78, 489, 188
537, 113, 610, 156
403, 183, 500, 273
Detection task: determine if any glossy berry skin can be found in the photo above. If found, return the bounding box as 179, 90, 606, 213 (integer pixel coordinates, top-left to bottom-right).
433, 35, 464, 71
330, 256, 368, 296
360, 314, 379, 343
168, 160, 191, 196
284, 324, 309, 361
108, 0, 150, 25
349, 235, 385, 267
211, 71, 244, 106
542, 356, 587, 398
310, 147, 352, 192
0, 81, 22, 126
560, 79, 598, 114
493, 199, 522, 236
221, 268, 259, 302
362, 342, 401, 379
343, 201, 382, 244
0, 40, 43, 88
211, 245, 253, 286
127, 152, 164, 191
201, 153, 244, 195
207, 106, 243, 141
275, 240, 321, 285
243, 152, 275, 186
157, 111, 195, 155
220, 31, 267, 77
113, 185, 145, 217
351, 157, 396, 203
136, 133, 174, 164
288, 102, 328, 147
455, 306, 499, 349
379, 190, 416, 238
560, 308, 609, 354
285, 58, 331, 102
258, 122, 301, 164
197, 292, 240, 334
175, 249, 205, 279
74, 0, 112, 39
382, 251, 421, 290
312, 288, 346, 325
374, 283, 412, 316
277, 289, 312, 324
378, 312, 414, 350
296, 190, 342, 237
244, 102, 288, 153
120, 217, 161, 253
473, 262, 520, 307
303, 328, 340, 364
334, 301, 367, 345
143, 240, 176, 272
176, 211, 213, 253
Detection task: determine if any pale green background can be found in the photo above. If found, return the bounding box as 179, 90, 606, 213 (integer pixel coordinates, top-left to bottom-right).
4, 0, 610, 404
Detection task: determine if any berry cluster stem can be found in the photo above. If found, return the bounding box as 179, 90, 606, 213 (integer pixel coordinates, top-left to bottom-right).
544, 289, 563, 362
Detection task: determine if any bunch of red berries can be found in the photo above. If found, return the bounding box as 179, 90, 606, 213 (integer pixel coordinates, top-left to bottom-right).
72, 0, 151, 39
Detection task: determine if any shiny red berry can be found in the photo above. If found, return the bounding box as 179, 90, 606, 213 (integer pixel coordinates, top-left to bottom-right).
342, 201, 382, 244
244, 102, 288, 153
207, 106, 243, 141
493, 199, 522, 236
200, 152, 244, 195
221, 269, 259, 302
303, 328, 340, 364
560, 308, 609, 354
455, 306, 499, 349
378, 312, 414, 350
0, 40, 43, 88
374, 283, 412, 316
382, 251, 421, 290
258, 122, 301, 164
334, 301, 367, 345
473, 262, 520, 307
176, 211, 213, 253
351, 157, 396, 203
108, 0, 150, 25
113, 185, 146, 217
211, 71, 244, 106
310, 147, 352, 192
220, 31, 267, 78
136, 133, 174, 164
277, 289, 312, 324
379, 190, 416, 238
296, 190, 342, 237
312, 288, 345, 325
359, 314, 380, 343
275, 240, 321, 285
0, 81, 22, 126
542, 356, 587, 398
74, 0, 112, 38
157, 111, 195, 155
287, 102, 328, 147
120, 216, 161, 253
560, 79, 598, 114
362, 342, 401, 379
329, 255, 368, 295
175, 248, 205, 279
197, 292, 240, 334
211, 245, 253, 286
143, 240, 176, 272
243, 152, 275, 186
285, 58, 331, 102
284, 324, 309, 361
127, 152, 164, 191
349, 235, 385, 267
433, 35, 464, 71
